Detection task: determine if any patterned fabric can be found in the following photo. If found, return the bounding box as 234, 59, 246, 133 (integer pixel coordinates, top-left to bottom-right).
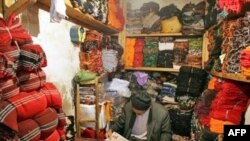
0, 77, 20, 100
33, 108, 58, 139
17, 119, 41, 141
19, 44, 47, 71
173, 41, 188, 65
176, 66, 207, 98
0, 44, 20, 60
124, 38, 136, 67
133, 39, 144, 67
102, 49, 118, 72
108, 0, 125, 31
143, 42, 158, 67
157, 50, 174, 68
17, 69, 46, 92
0, 13, 32, 47
8, 91, 48, 122
39, 83, 63, 109
0, 53, 17, 78
0, 100, 17, 132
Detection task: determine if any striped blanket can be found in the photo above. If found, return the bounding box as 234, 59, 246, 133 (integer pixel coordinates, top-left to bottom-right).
0, 13, 32, 47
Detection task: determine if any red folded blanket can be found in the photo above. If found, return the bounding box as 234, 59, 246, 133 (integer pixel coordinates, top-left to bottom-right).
0, 44, 20, 60
0, 77, 20, 100
8, 91, 48, 122
34, 108, 58, 139
17, 69, 46, 92
17, 119, 41, 141
0, 100, 17, 132
39, 83, 62, 109
0, 13, 32, 47
0, 53, 16, 79
44, 129, 60, 141
19, 44, 47, 71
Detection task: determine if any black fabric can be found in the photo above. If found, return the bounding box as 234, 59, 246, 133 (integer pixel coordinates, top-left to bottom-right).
158, 4, 181, 20
176, 66, 207, 98
131, 92, 151, 111
169, 108, 193, 136
157, 50, 174, 68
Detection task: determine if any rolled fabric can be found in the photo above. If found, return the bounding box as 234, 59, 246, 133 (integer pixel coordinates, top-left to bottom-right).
0, 77, 19, 100
0, 53, 17, 79
17, 119, 41, 141
8, 91, 48, 122
43, 129, 60, 141
33, 108, 58, 139
19, 44, 47, 71
0, 100, 17, 133
39, 83, 62, 109
17, 69, 46, 92
0, 13, 32, 47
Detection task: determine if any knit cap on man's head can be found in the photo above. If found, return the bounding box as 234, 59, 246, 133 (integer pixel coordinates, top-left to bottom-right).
131, 92, 151, 111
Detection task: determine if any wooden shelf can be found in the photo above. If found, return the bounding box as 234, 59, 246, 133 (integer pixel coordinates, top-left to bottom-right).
36, 0, 119, 34
126, 33, 203, 37
4, 0, 37, 18
124, 67, 179, 72
209, 70, 250, 83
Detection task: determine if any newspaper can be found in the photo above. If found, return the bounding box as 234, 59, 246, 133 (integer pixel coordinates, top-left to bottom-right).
105, 132, 128, 141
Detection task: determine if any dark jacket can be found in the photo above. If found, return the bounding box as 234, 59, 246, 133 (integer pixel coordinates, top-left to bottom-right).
111, 101, 172, 141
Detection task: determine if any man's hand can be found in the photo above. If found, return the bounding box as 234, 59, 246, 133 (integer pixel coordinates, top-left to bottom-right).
107, 129, 113, 139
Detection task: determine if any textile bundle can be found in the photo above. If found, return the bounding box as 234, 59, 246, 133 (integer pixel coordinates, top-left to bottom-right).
0, 84, 65, 140
0, 13, 32, 47
0, 77, 19, 100
143, 42, 158, 67
176, 66, 207, 98
194, 89, 216, 127
107, 0, 125, 31
0, 53, 16, 79
169, 108, 193, 136
133, 39, 144, 67
209, 80, 249, 126
19, 44, 47, 71
0, 14, 66, 140
186, 38, 203, 66
173, 40, 188, 65
124, 38, 135, 67
17, 69, 46, 92
240, 46, 250, 78
0, 44, 20, 60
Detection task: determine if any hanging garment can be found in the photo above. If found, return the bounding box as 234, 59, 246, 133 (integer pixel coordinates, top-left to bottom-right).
50, 0, 67, 23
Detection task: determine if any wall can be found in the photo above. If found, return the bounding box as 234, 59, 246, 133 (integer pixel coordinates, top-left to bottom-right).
31, 9, 80, 116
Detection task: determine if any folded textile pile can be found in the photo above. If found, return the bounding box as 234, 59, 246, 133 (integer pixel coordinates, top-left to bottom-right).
240, 46, 250, 78
186, 37, 203, 67
133, 39, 144, 67
0, 14, 66, 140
181, 1, 206, 35
124, 38, 135, 67
143, 40, 158, 67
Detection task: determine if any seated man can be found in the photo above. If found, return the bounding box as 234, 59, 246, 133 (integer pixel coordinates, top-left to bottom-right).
108, 91, 172, 141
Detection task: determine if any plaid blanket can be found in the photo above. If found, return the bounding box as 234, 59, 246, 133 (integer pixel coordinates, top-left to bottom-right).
0, 77, 20, 100
0, 44, 20, 60
39, 83, 62, 109
44, 129, 60, 141
34, 108, 58, 139
17, 119, 41, 141
17, 69, 46, 92
8, 91, 48, 122
19, 44, 47, 71
0, 13, 32, 47
0, 53, 16, 79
